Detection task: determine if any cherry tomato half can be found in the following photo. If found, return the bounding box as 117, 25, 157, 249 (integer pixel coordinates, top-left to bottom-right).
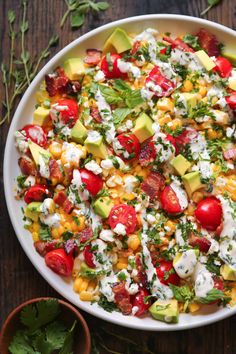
108, 204, 137, 235
156, 261, 180, 286
21, 124, 47, 147
160, 186, 182, 214
132, 289, 151, 317
214, 56, 232, 78
80, 169, 103, 197
189, 235, 211, 253
101, 53, 123, 79
146, 66, 175, 97
24, 185, 50, 204
225, 93, 236, 110
165, 134, 178, 155
52, 98, 78, 127
195, 196, 222, 231
45, 249, 74, 277
116, 133, 140, 161
83, 245, 96, 268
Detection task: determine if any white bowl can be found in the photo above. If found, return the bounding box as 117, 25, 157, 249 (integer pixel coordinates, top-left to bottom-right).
4, 14, 236, 331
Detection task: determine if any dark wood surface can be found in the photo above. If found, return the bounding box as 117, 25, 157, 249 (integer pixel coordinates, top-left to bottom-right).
1, 1, 236, 353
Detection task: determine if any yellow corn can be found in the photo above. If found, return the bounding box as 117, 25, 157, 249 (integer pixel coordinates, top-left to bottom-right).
127, 234, 141, 251
182, 80, 193, 92
51, 228, 60, 239
49, 142, 62, 159
158, 116, 172, 126
32, 222, 40, 232
211, 96, 218, 105
187, 203, 195, 216
156, 98, 174, 112
79, 291, 94, 301
207, 128, 223, 140
198, 86, 207, 97
164, 220, 176, 236
74, 277, 89, 293
170, 118, 182, 130
116, 262, 128, 270
189, 303, 200, 313
192, 191, 204, 203
121, 193, 135, 201
32, 232, 39, 241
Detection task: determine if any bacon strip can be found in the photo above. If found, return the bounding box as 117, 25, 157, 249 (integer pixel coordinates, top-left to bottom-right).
53, 191, 74, 214
195, 28, 220, 57
141, 171, 165, 200
189, 234, 211, 253
163, 36, 194, 53
84, 49, 102, 66
139, 138, 156, 167
18, 156, 37, 176
223, 148, 236, 161
112, 282, 132, 315
90, 107, 102, 123
49, 159, 63, 182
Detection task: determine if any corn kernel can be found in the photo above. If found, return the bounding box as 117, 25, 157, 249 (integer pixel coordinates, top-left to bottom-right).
51, 228, 59, 239
116, 262, 128, 270
74, 277, 83, 293
156, 98, 174, 112
121, 193, 135, 201
170, 118, 182, 130
49, 142, 62, 159
199, 86, 207, 97
127, 234, 141, 251
79, 291, 93, 301
158, 116, 172, 126
182, 80, 193, 92
165, 220, 176, 236
189, 303, 200, 313
32, 232, 39, 241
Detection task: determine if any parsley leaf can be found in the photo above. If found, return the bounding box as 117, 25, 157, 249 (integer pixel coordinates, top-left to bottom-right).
97, 296, 118, 313
59, 320, 77, 354
99, 85, 123, 104
196, 288, 230, 304
112, 107, 132, 126
169, 284, 194, 303
20, 299, 60, 331
183, 34, 202, 51
39, 224, 52, 241
9, 330, 40, 354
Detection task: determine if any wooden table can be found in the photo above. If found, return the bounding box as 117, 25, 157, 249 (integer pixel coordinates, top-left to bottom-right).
1, 0, 236, 353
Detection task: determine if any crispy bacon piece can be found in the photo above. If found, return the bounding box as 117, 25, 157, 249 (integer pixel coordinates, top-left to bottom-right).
135, 254, 148, 289
139, 138, 156, 167
163, 36, 194, 52
189, 234, 211, 253
112, 282, 132, 315
49, 159, 63, 182
90, 106, 102, 123
223, 148, 236, 161
84, 49, 102, 66
45, 67, 69, 97
141, 171, 165, 200
34, 240, 58, 256
196, 28, 220, 57
53, 191, 74, 214
77, 228, 93, 243
18, 156, 37, 176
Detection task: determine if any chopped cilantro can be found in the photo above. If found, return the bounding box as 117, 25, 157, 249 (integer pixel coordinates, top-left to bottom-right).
97, 295, 118, 313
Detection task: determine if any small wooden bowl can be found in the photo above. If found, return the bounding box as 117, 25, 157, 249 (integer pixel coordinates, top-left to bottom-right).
0, 297, 91, 354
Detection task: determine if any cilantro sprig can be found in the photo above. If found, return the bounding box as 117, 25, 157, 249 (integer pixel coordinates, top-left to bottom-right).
9, 299, 77, 354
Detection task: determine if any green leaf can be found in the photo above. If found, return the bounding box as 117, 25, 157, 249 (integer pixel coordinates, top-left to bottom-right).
20, 21, 29, 33
71, 10, 85, 28
99, 85, 123, 104
8, 10, 16, 24
196, 288, 230, 304
17, 175, 27, 189
112, 107, 132, 126
59, 320, 77, 354
201, 0, 221, 15
21, 51, 30, 63
113, 79, 131, 92
97, 296, 118, 313
125, 89, 144, 108
77, 3, 90, 13
39, 224, 52, 241
45, 321, 67, 350
169, 284, 194, 303
182, 34, 201, 51
96, 2, 109, 10
49, 34, 59, 47
8, 330, 40, 354
20, 299, 60, 331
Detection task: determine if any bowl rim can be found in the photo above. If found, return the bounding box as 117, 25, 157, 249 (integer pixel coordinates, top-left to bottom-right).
0, 297, 91, 354
3, 14, 236, 331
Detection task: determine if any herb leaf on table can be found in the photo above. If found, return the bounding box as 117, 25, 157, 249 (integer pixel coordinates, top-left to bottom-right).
201, 0, 222, 16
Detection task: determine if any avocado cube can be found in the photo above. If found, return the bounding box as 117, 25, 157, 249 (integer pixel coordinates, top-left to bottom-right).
71, 120, 88, 144
149, 299, 179, 323
132, 113, 154, 143
64, 58, 85, 80
93, 197, 114, 218
220, 264, 236, 281
28, 140, 51, 165
84, 135, 108, 159
103, 28, 132, 54
25, 202, 42, 221
33, 106, 50, 126
222, 50, 236, 65
195, 50, 216, 71
170, 154, 191, 176
182, 171, 202, 197
80, 262, 98, 278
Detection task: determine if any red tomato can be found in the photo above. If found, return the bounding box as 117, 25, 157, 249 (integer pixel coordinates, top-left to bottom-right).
100, 53, 123, 79
225, 93, 236, 110
132, 289, 150, 316
195, 197, 222, 231
160, 186, 182, 214
146, 66, 175, 97
116, 133, 140, 161
45, 249, 74, 277
80, 169, 103, 197
156, 261, 180, 286
24, 185, 50, 204
108, 204, 137, 235
189, 235, 211, 253
83, 245, 96, 268
53, 98, 78, 127
214, 56, 232, 78
175, 128, 198, 148
21, 124, 47, 147
165, 134, 178, 155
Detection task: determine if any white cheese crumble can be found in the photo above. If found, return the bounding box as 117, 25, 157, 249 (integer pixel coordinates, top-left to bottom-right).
85, 160, 102, 175
174, 250, 198, 279
218, 195, 236, 239
39, 213, 60, 228
113, 223, 126, 236
117, 59, 141, 78
14, 130, 29, 153
194, 269, 214, 298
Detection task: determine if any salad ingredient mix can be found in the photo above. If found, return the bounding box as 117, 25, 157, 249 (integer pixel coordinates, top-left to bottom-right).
15, 26, 236, 323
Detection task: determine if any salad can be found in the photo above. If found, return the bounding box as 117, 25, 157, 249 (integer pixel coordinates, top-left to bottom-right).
14, 26, 236, 323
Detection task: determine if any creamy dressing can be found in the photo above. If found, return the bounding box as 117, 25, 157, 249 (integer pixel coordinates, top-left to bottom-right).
134, 28, 159, 64
123, 175, 138, 193
218, 195, 236, 239
39, 213, 60, 228
113, 223, 126, 236
194, 269, 214, 298
220, 239, 236, 269
14, 131, 29, 153
63, 142, 84, 167
38, 153, 50, 179
117, 59, 141, 78
174, 250, 198, 279
170, 179, 188, 211
40, 198, 53, 215
85, 160, 102, 175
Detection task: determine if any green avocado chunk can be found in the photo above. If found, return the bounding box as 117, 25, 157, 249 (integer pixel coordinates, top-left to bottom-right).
182, 171, 202, 197
63, 58, 85, 80
25, 202, 42, 221
149, 299, 179, 324
71, 119, 88, 144
222, 50, 236, 65
80, 262, 98, 278
220, 264, 236, 281
132, 113, 154, 143
93, 197, 114, 218
84, 135, 108, 159
103, 28, 132, 54
33, 106, 50, 126
170, 154, 191, 176
28, 140, 51, 165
